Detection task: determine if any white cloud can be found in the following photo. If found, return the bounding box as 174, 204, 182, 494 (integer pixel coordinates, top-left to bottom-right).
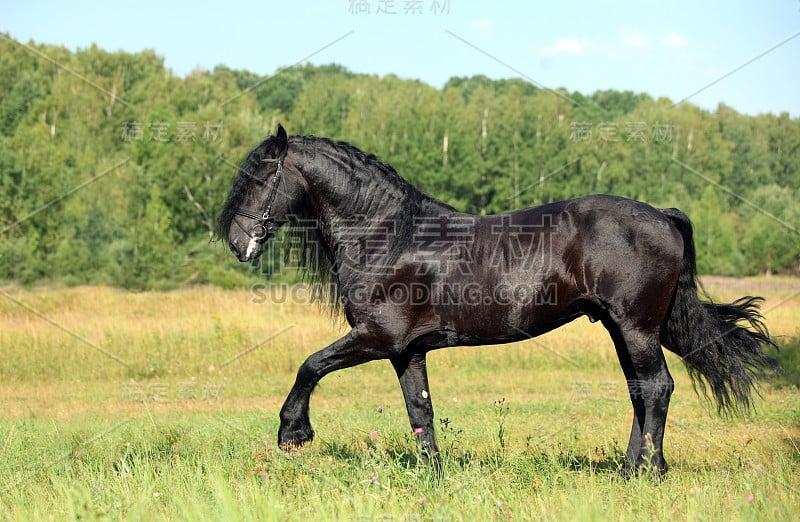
619, 31, 650, 52
660, 32, 687, 49
470, 18, 493, 39
538, 38, 593, 56
539, 32, 649, 58
539, 31, 682, 60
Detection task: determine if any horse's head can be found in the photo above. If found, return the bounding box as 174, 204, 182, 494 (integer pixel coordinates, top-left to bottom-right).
220, 124, 306, 262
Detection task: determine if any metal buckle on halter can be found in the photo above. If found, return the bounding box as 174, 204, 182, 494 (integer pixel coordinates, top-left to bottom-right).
251, 223, 270, 240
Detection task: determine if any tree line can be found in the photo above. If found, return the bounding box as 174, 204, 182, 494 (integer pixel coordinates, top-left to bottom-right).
0, 36, 798, 289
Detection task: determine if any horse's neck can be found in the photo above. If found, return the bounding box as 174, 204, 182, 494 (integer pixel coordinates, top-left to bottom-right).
297, 149, 412, 225
294, 148, 427, 267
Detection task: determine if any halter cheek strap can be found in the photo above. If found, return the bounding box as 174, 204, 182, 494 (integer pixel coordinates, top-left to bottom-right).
235, 158, 284, 242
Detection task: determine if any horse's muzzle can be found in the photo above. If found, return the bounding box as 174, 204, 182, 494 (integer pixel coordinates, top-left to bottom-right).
229, 232, 273, 263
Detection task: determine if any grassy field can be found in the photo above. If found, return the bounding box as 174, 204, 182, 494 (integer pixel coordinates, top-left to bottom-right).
0, 277, 798, 520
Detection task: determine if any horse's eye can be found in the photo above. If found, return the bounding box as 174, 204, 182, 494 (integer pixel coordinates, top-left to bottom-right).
240, 173, 267, 187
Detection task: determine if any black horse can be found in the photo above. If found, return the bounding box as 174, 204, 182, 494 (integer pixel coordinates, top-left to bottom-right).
219, 124, 778, 475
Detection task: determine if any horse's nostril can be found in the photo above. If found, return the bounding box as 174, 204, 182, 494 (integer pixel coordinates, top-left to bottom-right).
228, 241, 240, 257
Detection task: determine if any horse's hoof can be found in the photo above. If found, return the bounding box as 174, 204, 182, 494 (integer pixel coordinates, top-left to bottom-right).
620, 460, 669, 480
278, 424, 314, 450
278, 440, 307, 453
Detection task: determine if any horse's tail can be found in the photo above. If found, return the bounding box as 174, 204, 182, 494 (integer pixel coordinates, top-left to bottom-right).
659, 208, 780, 414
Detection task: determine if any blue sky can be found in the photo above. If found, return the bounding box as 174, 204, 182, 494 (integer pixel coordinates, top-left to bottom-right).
4, 0, 799, 116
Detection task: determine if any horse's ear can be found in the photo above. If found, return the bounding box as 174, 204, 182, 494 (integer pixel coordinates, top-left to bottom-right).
275, 124, 288, 160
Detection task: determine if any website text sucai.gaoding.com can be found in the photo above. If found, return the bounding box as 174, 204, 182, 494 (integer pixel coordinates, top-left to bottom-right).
251, 281, 558, 307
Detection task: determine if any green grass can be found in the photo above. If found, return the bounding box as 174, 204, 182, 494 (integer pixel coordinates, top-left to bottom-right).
0, 280, 798, 520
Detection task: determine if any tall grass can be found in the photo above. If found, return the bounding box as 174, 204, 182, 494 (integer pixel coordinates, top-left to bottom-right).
0, 278, 798, 520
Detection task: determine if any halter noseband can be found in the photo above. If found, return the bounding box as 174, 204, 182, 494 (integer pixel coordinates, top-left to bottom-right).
235, 158, 284, 242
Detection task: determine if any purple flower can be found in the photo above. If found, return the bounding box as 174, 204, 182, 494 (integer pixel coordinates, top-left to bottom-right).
413, 427, 424, 435
376, 406, 383, 413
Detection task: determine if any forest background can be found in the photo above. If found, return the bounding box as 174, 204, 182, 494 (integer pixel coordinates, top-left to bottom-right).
1, 37, 798, 289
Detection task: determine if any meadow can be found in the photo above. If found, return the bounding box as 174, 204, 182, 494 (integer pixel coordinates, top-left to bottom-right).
0, 277, 797, 520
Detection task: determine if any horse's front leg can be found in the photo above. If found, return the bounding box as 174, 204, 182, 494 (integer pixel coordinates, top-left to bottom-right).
278, 326, 385, 448
391, 351, 442, 475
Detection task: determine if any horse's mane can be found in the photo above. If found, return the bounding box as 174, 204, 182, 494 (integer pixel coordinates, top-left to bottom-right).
300, 135, 425, 202
218, 134, 455, 316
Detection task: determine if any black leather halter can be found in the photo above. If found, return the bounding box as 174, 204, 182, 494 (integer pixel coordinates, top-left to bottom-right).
235, 158, 284, 241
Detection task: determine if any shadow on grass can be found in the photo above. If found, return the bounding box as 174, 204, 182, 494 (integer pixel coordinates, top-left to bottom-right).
518, 441, 628, 477
315, 435, 630, 478
546, 451, 626, 474
318, 438, 435, 471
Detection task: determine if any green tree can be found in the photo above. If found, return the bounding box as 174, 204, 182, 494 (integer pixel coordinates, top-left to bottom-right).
125, 186, 182, 289
692, 186, 744, 275
740, 185, 800, 275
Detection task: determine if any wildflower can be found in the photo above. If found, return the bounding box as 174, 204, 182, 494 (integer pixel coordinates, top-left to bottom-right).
413, 427, 424, 435
376, 406, 383, 413
371, 475, 379, 484
370, 431, 378, 439
532, 478, 543, 490
747, 495, 754, 503
418, 498, 426, 506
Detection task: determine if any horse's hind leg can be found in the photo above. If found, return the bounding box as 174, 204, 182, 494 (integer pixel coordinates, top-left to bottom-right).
391, 351, 442, 475
603, 318, 646, 469
607, 320, 674, 475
